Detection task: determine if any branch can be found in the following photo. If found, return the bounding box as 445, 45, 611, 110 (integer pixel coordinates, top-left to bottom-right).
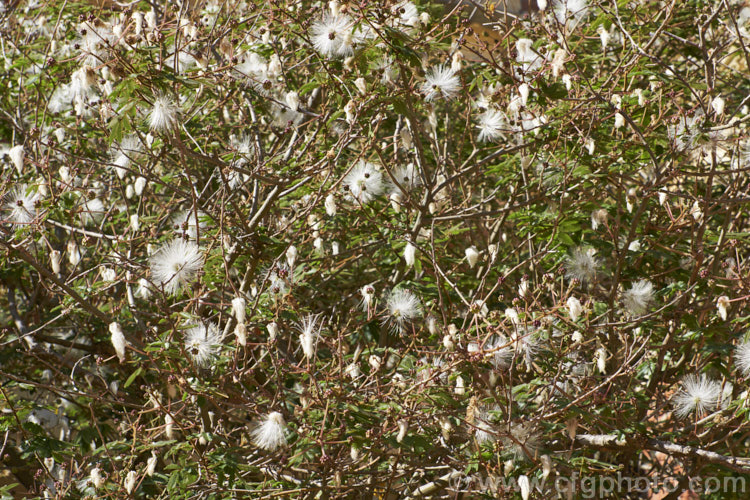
576, 433, 750, 474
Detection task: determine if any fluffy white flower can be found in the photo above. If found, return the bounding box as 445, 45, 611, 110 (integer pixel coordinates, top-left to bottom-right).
421, 65, 460, 102
476, 108, 506, 142
148, 94, 179, 132
79, 198, 106, 227
109, 322, 126, 363
621, 279, 654, 316
251, 411, 288, 451
565, 246, 598, 284
735, 340, 750, 377
487, 335, 513, 369
184, 322, 222, 367
474, 408, 496, 444
383, 288, 422, 333
296, 313, 323, 359
124, 470, 137, 494
465, 246, 479, 268
310, 14, 356, 58
149, 239, 203, 294
673, 374, 722, 419
344, 160, 384, 205
4, 184, 39, 225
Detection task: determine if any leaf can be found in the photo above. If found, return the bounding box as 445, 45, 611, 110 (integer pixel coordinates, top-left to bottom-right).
124, 367, 142, 389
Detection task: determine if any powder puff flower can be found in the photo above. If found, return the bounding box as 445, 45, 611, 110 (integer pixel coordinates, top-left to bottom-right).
3, 184, 39, 225
184, 322, 222, 367
344, 160, 385, 204
716, 295, 730, 321
310, 13, 356, 58
149, 239, 203, 294
565, 247, 598, 284
172, 210, 208, 239
621, 280, 654, 316
510, 327, 541, 368
79, 198, 106, 226
474, 408, 497, 445
735, 340, 750, 377
251, 411, 288, 451
296, 313, 323, 359
476, 108, 507, 142
383, 288, 422, 333
487, 335, 513, 369
673, 374, 722, 419
421, 65, 460, 102
148, 94, 179, 132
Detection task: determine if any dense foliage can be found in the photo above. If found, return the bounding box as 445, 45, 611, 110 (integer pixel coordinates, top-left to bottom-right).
1, 0, 750, 497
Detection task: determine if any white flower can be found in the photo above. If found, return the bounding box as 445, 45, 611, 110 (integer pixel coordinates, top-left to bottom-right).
184, 322, 222, 367
4, 184, 39, 225
251, 411, 288, 451
109, 322, 126, 363
149, 239, 203, 294
383, 288, 422, 333
296, 313, 323, 359
286, 245, 298, 268
172, 210, 208, 239
673, 374, 722, 418
325, 193, 337, 216
146, 453, 157, 476
344, 160, 384, 204
711, 96, 725, 116
474, 408, 496, 444
565, 246, 598, 284
735, 340, 750, 377
487, 335, 513, 369
421, 65, 460, 102
567, 296, 582, 321
476, 108, 506, 142
621, 279, 654, 316
716, 295, 730, 321
148, 94, 179, 132
310, 14, 356, 58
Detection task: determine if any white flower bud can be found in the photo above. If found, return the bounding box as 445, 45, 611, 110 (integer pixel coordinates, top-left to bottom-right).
286, 245, 297, 268
126, 184, 135, 199
567, 296, 582, 322
232, 296, 246, 324
562, 74, 572, 91
396, 419, 408, 443
67, 240, 81, 266
389, 192, 402, 213
8, 145, 24, 174
129, 213, 140, 232
346, 363, 361, 379
331, 241, 340, 255
146, 454, 157, 476
465, 246, 479, 268
541, 454, 552, 481
354, 77, 367, 95
165, 414, 174, 439
571, 330, 583, 343
124, 470, 138, 493
595, 347, 607, 374
614, 112, 625, 129
454, 375, 465, 395
717, 295, 730, 321
344, 100, 356, 124
519, 83, 530, 106
712, 96, 725, 116
285, 91, 300, 111
519, 475, 531, 500
404, 242, 416, 268
368, 354, 382, 372
267, 322, 278, 341
234, 323, 247, 346
325, 193, 337, 216
313, 237, 324, 254
134, 176, 147, 196
109, 322, 126, 362
50, 250, 62, 274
